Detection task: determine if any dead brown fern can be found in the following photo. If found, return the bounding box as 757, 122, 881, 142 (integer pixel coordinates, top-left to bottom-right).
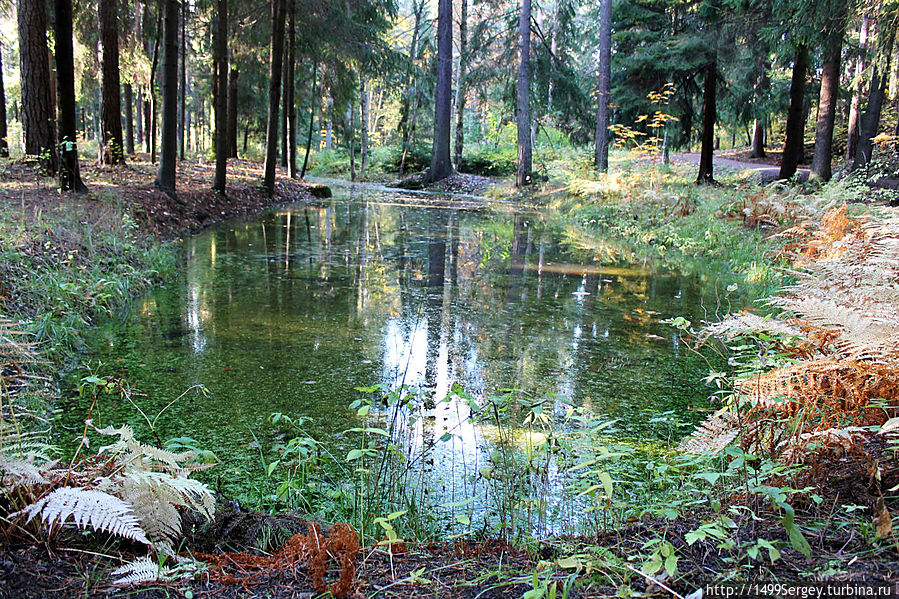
194, 522, 360, 598
685, 206, 899, 474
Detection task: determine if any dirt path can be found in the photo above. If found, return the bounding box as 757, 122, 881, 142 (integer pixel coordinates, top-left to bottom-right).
675, 152, 810, 182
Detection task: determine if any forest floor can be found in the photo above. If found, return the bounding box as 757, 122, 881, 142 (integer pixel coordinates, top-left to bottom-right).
2, 156, 899, 598
0, 155, 327, 240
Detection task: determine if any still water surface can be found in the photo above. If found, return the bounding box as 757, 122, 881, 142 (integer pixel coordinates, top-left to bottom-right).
60, 186, 722, 511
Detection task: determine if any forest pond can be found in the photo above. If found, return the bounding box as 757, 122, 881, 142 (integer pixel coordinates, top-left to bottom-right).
59, 185, 728, 533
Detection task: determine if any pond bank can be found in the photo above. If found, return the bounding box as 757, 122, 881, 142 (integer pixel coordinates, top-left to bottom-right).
3, 159, 897, 597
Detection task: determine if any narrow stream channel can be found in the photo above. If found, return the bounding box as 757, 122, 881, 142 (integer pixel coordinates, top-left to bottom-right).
59, 186, 725, 535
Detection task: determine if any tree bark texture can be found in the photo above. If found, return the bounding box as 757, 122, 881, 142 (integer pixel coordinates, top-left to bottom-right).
748, 42, 769, 159
227, 69, 239, 157
301, 60, 317, 179
360, 78, 369, 172
17, 0, 57, 173
0, 44, 8, 157
428, 0, 453, 182
453, 0, 468, 169
280, 40, 289, 167
811, 24, 845, 181
778, 44, 808, 180
696, 59, 717, 184
263, 0, 287, 197
594, 0, 612, 173
54, 0, 87, 191
124, 83, 134, 154
846, 15, 870, 162
854, 29, 895, 170
99, 0, 124, 164
516, 0, 532, 186
149, 15, 161, 161
179, 2, 188, 160
213, 0, 228, 193
154, 0, 179, 197
286, 0, 297, 177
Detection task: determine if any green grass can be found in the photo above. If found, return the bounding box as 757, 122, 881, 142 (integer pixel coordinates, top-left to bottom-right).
0, 178, 179, 364
546, 152, 798, 300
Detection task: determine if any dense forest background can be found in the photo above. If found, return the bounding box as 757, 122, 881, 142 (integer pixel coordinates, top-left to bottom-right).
0, 0, 897, 194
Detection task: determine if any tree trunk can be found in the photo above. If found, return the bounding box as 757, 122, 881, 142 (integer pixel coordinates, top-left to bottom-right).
149, 16, 161, 161
263, 0, 287, 197
0, 44, 8, 157
348, 105, 356, 181
428, 0, 453, 182
136, 89, 143, 150
54, 0, 87, 191
124, 84, 134, 154
594, 0, 612, 173
286, 0, 296, 177
854, 30, 895, 170
779, 44, 809, 180
360, 77, 369, 173
280, 40, 289, 168
17, 0, 57, 173
99, 0, 124, 164
846, 15, 870, 162
227, 68, 239, 157
515, 0, 532, 187
301, 60, 317, 179
696, 59, 717, 184
398, 0, 426, 175
325, 94, 333, 150
453, 0, 468, 169
213, 0, 228, 194
811, 20, 846, 182
179, 1, 188, 160
750, 119, 765, 158
154, 0, 179, 197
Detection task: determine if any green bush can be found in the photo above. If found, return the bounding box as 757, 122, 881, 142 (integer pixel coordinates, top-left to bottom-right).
459, 145, 517, 176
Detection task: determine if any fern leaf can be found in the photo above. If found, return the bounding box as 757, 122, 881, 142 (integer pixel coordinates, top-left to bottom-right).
110, 556, 168, 586
0, 453, 48, 486
14, 487, 150, 545
679, 411, 741, 454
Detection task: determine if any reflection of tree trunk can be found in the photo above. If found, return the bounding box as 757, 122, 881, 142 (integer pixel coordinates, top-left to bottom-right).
428, 211, 448, 288
508, 215, 530, 302
355, 202, 369, 314
425, 211, 448, 405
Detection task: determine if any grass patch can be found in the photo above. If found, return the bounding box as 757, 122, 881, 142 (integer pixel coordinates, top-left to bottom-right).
0, 165, 178, 365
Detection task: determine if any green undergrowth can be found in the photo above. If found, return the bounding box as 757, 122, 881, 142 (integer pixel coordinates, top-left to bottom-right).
0, 183, 178, 366
547, 152, 860, 301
